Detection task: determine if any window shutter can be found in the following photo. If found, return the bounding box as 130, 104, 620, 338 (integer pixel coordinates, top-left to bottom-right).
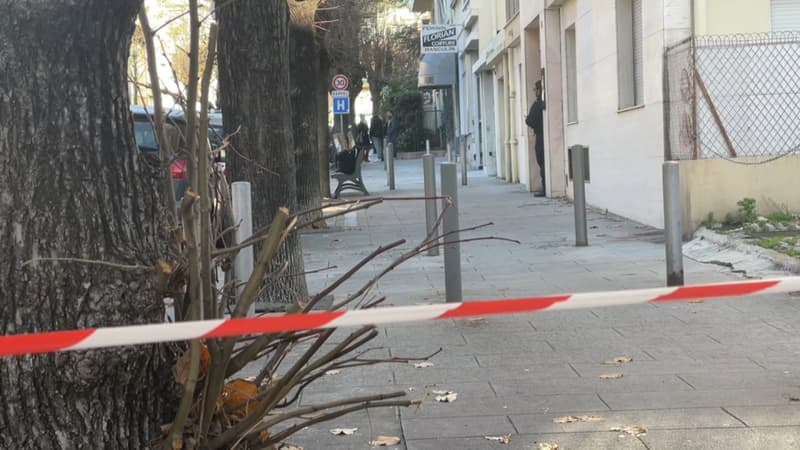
632, 0, 643, 105
772, 0, 800, 31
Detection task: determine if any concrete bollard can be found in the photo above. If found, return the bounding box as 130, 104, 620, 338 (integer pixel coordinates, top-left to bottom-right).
232, 181, 255, 316
423, 154, 439, 256
386, 142, 395, 190
663, 161, 685, 286
426, 139, 431, 155
569, 145, 588, 247
441, 163, 462, 302
446, 142, 452, 162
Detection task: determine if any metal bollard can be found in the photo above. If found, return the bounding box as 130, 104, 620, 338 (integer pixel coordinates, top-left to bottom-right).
232, 182, 255, 316
441, 163, 462, 302
461, 140, 468, 186
386, 142, 395, 190
446, 142, 452, 162
663, 161, 685, 286
569, 145, 588, 247
426, 139, 431, 155
423, 154, 439, 256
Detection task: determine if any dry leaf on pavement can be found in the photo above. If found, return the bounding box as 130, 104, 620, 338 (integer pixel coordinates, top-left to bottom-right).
604, 356, 632, 365
599, 373, 624, 379
370, 435, 401, 446
414, 361, 434, 369
553, 415, 605, 424
611, 425, 648, 436
278, 445, 303, 450
329, 428, 358, 436
432, 390, 458, 402
484, 435, 510, 444
537, 443, 559, 450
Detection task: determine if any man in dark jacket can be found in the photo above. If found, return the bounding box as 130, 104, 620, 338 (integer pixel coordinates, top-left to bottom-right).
370, 114, 385, 161
526, 81, 546, 197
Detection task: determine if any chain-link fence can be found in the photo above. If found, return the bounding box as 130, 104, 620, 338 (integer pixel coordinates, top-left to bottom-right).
665, 32, 800, 160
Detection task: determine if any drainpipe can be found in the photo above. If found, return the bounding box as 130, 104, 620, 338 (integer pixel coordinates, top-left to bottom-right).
507, 47, 519, 183
503, 56, 512, 181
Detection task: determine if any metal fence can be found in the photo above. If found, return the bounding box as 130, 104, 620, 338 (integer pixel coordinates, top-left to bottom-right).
665, 32, 800, 160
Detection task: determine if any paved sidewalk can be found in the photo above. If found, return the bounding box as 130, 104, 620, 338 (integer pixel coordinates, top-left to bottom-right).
286, 159, 800, 449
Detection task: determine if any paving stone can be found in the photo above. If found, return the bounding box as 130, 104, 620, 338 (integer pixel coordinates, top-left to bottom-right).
400, 393, 609, 418
600, 387, 800, 410
725, 405, 800, 427
509, 407, 742, 434
406, 433, 648, 450
641, 427, 800, 450
491, 374, 692, 397
402, 415, 515, 439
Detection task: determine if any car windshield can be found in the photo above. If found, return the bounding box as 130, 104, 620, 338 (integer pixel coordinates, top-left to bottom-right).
209, 126, 225, 150
133, 119, 158, 150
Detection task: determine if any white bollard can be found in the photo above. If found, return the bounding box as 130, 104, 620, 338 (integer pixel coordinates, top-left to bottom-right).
232, 182, 255, 317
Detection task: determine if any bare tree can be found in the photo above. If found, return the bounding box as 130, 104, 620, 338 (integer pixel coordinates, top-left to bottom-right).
290, 0, 324, 222
0, 1, 176, 448
217, 0, 308, 309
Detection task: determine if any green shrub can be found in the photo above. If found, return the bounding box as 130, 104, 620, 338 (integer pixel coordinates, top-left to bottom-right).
736, 198, 757, 224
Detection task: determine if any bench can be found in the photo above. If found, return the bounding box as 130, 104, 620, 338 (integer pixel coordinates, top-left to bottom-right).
332, 146, 369, 198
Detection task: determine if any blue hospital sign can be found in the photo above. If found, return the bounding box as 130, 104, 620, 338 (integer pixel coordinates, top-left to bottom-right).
332, 90, 350, 114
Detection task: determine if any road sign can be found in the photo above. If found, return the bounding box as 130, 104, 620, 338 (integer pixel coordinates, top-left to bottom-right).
332, 74, 349, 91
332, 90, 350, 114
421, 25, 458, 54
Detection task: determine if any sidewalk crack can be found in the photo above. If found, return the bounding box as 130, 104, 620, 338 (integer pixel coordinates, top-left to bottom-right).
675, 374, 696, 389
721, 406, 750, 428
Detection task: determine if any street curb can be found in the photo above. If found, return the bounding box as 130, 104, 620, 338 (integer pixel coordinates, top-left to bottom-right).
693, 227, 800, 274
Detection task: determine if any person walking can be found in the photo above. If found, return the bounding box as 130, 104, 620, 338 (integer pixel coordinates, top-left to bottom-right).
525, 81, 546, 197
386, 110, 398, 158
355, 119, 371, 162
370, 114, 385, 161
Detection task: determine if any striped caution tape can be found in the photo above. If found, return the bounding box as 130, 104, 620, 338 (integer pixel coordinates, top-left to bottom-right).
1, 277, 798, 357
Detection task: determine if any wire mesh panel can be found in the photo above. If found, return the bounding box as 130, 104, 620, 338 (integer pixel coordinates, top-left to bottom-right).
665, 32, 800, 160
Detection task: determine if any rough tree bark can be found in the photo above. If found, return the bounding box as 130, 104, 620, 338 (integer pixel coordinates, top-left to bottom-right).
0, 1, 175, 448
318, 49, 332, 198
217, 0, 308, 309
289, 0, 323, 223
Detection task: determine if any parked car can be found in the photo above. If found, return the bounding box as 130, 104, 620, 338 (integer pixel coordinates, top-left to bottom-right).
130, 105, 233, 247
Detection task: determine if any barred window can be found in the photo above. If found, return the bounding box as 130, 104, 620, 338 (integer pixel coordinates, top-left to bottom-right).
506, 0, 519, 22
616, 0, 644, 109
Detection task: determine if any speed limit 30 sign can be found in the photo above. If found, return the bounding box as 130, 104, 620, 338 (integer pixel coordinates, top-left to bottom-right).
332, 74, 349, 91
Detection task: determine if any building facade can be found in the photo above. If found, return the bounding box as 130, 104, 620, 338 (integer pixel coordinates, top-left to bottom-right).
414, 0, 800, 230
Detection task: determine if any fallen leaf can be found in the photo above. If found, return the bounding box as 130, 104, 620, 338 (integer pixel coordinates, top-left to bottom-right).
414, 361, 434, 369
789, 396, 800, 402
278, 445, 303, 450
325, 369, 341, 375
222, 379, 260, 418
537, 443, 559, 450
174, 344, 212, 384
599, 373, 624, 380
370, 435, 401, 446
553, 415, 605, 424
484, 435, 511, 444
604, 356, 633, 365
259, 431, 270, 443
329, 428, 358, 436
434, 391, 458, 403
688, 299, 705, 304
610, 425, 648, 436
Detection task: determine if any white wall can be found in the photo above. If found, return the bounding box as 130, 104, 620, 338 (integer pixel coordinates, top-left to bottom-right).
559, 0, 667, 227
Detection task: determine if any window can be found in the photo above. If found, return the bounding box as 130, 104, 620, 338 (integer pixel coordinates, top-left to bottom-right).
615, 0, 643, 109
772, 0, 800, 31
506, 0, 519, 21
565, 25, 578, 123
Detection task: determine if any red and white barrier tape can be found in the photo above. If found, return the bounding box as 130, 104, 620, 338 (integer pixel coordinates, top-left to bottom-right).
2, 277, 799, 357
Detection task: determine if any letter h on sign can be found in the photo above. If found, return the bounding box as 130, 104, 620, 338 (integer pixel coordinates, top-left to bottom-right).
333, 96, 350, 115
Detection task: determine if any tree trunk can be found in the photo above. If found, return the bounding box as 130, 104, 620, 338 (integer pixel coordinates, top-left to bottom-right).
217, 0, 308, 309
318, 50, 332, 198
0, 1, 175, 448
289, 0, 322, 224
